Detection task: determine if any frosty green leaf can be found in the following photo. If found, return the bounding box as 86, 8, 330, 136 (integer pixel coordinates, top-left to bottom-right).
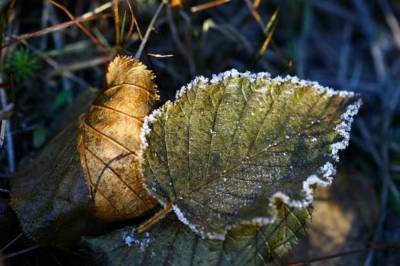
141, 70, 361, 240
83, 206, 311, 266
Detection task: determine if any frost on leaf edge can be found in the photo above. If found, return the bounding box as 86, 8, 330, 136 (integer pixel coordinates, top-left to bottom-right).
140, 69, 362, 240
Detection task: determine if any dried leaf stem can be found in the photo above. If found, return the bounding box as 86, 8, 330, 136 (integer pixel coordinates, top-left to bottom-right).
137, 204, 173, 233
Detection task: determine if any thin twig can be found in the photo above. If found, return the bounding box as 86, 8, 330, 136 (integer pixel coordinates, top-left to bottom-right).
0, 233, 23, 252
135, 1, 166, 59
3, 245, 39, 260
2, 3, 112, 49
289, 248, 368, 266
49, 0, 107, 51
289, 242, 400, 266
125, 0, 142, 40
47, 55, 111, 77
137, 204, 173, 233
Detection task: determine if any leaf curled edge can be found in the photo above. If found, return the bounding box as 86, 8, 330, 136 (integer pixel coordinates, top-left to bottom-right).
140, 70, 362, 240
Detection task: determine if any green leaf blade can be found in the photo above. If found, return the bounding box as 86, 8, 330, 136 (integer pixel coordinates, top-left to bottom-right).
141, 71, 361, 240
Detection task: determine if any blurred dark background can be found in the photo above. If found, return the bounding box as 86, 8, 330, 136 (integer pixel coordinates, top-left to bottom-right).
0, 0, 399, 265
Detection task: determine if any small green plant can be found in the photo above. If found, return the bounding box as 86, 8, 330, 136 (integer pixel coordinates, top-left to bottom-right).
7, 48, 38, 81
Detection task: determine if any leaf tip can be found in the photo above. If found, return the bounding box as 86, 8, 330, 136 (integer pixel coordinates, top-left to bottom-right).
106, 55, 158, 100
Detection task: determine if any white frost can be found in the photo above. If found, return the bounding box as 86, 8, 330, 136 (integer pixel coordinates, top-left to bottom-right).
122, 229, 151, 251
330, 99, 362, 161
140, 104, 167, 151
172, 205, 225, 240
175, 75, 209, 99
169, 69, 358, 103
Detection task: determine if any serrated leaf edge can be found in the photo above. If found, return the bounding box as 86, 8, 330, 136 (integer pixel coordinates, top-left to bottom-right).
140, 70, 362, 240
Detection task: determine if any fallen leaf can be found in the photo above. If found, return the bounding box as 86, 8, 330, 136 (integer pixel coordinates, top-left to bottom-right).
141, 70, 361, 240
78, 55, 159, 220
83, 205, 311, 266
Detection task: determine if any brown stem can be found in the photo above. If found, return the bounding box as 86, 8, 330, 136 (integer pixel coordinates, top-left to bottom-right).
137, 203, 173, 233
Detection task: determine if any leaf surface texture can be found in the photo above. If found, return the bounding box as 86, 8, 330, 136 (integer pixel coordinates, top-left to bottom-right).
141, 72, 361, 239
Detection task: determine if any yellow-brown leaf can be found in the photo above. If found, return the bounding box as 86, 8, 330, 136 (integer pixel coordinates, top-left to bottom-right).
78, 56, 158, 221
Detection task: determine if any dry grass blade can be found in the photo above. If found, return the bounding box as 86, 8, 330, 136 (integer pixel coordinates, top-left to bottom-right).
81, 2, 113, 19
47, 55, 111, 77
379, 0, 400, 48
113, 0, 121, 50
253, 0, 261, 9
135, 1, 166, 59
125, 0, 142, 41
244, 0, 262, 27
245, 4, 289, 68
264, 8, 279, 34
190, 0, 231, 13
255, 8, 279, 60
258, 18, 277, 56
147, 52, 174, 58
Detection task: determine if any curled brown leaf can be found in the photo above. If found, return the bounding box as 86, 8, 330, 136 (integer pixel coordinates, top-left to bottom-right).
78, 56, 159, 220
